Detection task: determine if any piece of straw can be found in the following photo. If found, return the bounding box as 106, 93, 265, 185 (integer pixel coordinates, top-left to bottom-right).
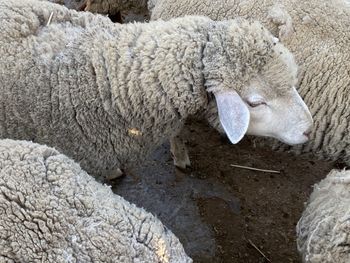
247, 239, 271, 262
47, 12, 54, 26
230, 164, 280, 174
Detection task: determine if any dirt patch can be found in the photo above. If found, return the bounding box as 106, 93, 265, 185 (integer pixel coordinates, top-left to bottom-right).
112, 119, 334, 263
186, 120, 335, 263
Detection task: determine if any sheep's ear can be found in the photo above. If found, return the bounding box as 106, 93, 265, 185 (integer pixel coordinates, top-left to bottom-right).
214, 90, 250, 144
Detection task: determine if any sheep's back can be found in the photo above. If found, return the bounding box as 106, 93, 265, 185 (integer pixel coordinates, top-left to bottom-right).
0, 0, 125, 174
0, 139, 191, 262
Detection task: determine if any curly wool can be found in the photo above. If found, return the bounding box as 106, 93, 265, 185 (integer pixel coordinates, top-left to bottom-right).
296, 169, 350, 263
0, 0, 208, 176
48, 0, 148, 14
150, 0, 350, 165
0, 0, 293, 177
0, 139, 191, 263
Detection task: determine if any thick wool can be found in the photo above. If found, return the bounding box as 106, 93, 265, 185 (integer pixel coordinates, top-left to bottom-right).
0, 0, 297, 176
0, 139, 191, 262
296, 169, 350, 263
48, 0, 148, 15
150, 0, 350, 165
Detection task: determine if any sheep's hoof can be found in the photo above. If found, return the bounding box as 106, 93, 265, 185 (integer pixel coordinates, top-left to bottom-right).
173, 155, 191, 170
102, 168, 125, 181
76, 0, 91, 11
170, 136, 191, 171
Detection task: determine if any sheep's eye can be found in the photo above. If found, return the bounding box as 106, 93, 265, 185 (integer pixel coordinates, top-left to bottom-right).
247, 101, 267, 108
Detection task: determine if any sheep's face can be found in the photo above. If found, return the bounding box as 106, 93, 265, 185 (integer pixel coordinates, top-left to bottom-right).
239, 82, 313, 145
204, 82, 313, 145
203, 19, 313, 145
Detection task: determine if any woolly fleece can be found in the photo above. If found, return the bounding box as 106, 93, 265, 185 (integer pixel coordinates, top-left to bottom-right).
297, 169, 350, 263
48, 0, 148, 15
0, 139, 191, 262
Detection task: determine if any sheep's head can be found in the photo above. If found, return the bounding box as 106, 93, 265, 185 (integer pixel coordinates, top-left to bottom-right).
202, 19, 313, 145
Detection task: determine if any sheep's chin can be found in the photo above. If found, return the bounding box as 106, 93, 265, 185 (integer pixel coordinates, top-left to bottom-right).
272, 134, 309, 145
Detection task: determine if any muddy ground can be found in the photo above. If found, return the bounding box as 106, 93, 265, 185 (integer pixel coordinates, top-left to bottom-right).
112, 120, 335, 263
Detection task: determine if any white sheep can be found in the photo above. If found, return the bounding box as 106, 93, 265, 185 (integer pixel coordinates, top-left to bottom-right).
0, 139, 191, 262
47, 0, 148, 16
296, 169, 350, 263
0, 0, 312, 177
46, 0, 150, 24
148, 0, 350, 168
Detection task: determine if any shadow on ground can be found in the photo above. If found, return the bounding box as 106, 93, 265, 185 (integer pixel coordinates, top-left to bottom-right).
112, 120, 334, 263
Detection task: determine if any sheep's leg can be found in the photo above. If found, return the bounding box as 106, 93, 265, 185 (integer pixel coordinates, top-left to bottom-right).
83, 0, 91, 11
170, 135, 191, 169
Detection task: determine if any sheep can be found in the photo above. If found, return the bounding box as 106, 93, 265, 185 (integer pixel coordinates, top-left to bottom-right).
47, 0, 148, 15
45, 0, 149, 23
149, 0, 350, 167
0, 138, 191, 262
0, 0, 313, 178
296, 169, 350, 263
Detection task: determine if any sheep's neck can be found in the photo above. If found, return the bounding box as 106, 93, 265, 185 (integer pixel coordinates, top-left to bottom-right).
96, 21, 209, 130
